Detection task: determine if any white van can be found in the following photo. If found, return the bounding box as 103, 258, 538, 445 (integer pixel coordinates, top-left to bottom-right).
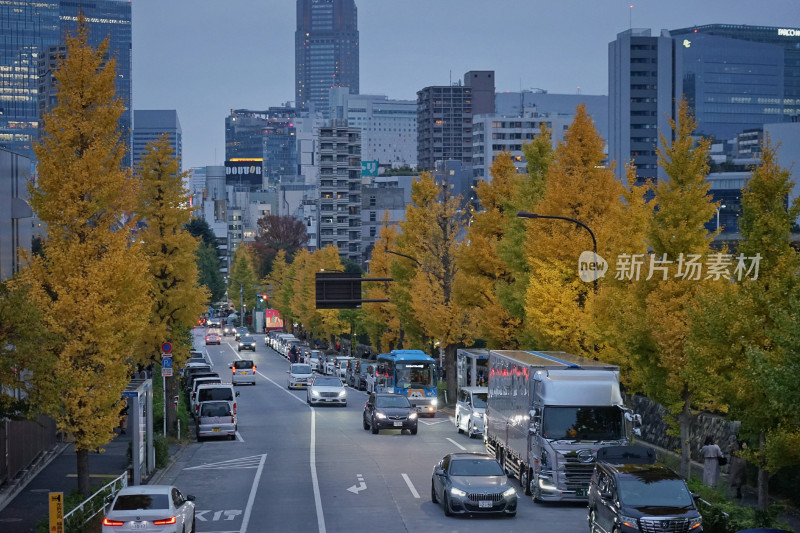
194, 383, 239, 419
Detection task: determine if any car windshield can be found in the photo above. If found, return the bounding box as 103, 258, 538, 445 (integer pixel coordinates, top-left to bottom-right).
448, 459, 504, 477
113, 494, 170, 510
376, 395, 410, 408
292, 364, 311, 374
618, 477, 694, 508
472, 393, 488, 408
542, 406, 624, 441
241, 336, 254, 343
395, 363, 435, 388
313, 377, 342, 387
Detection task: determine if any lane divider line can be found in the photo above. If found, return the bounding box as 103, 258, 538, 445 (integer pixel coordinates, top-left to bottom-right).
401, 473, 420, 499
238, 453, 266, 533
445, 437, 467, 451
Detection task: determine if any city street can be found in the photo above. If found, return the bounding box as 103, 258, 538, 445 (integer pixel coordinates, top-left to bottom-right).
157, 328, 590, 532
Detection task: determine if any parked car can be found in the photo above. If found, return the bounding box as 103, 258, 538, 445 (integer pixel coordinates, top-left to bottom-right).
455, 387, 488, 439
287, 363, 313, 389
196, 400, 237, 441
362, 393, 417, 434
102, 485, 196, 532
230, 359, 257, 386
205, 332, 221, 345
431, 452, 517, 517
345, 359, 369, 389
587, 445, 703, 533
189, 375, 222, 412
306, 376, 347, 407
222, 324, 236, 336
237, 336, 257, 352
234, 327, 249, 341
194, 383, 239, 418
308, 350, 323, 372
188, 350, 211, 366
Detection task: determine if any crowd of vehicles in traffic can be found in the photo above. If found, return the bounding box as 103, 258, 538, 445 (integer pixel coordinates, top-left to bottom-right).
129, 324, 706, 530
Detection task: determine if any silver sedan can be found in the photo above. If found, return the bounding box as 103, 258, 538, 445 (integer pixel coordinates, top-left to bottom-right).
431, 452, 517, 517
306, 376, 347, 407
102, 485, 196, 532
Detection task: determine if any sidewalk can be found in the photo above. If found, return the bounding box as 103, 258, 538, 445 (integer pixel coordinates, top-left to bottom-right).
0, 431, 131, 533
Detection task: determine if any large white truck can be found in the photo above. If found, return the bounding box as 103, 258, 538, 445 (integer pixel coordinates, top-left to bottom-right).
484, 350, 640, 502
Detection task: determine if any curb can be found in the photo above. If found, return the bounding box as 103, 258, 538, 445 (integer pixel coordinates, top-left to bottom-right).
148, 443, 189, 486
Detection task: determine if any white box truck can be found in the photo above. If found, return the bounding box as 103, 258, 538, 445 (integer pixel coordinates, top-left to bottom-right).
484, 350, 640, 502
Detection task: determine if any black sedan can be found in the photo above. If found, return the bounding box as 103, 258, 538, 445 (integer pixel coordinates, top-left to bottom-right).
238, 336, 257, 351
362, 393, 417, 434
431, 453, 517, 517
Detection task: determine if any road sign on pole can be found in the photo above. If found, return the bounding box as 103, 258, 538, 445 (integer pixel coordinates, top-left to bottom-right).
49, 492, 63, 533
161, 356, 173, 369
161, 342, 172, 354
161, 367, 173, 377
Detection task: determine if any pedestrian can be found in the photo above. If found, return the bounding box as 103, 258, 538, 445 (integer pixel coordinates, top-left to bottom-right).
728, 440, 747, 498
119, 402, 129, 435
700, 436, 724, 488
290, 345, 298, 364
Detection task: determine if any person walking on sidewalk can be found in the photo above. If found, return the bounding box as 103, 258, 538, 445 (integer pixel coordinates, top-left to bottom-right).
701, 435, 724, 488
728, 440, 747, 498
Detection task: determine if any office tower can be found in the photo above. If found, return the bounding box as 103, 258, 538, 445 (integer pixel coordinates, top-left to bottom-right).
0, 148, 34, 278
133, 110, 182, 171
417, 71, 495, 171
608, 29, 676, 185
330, 87, 417, 169
0, 1, 60, 160
317, 122, 361, 263
295, 0, 359, 118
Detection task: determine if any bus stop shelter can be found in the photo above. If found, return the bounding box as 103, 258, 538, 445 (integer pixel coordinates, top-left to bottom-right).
122, 379, 154, 485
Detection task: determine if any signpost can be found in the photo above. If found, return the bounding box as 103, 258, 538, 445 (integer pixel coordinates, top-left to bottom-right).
49, 492, 63, 533
160, 343, 172, 436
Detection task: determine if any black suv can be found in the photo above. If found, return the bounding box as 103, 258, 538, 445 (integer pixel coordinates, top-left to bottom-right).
587, 445, 703, 533
362, 393, 418, 435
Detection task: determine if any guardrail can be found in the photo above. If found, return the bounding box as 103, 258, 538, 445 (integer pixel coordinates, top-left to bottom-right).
63, 471, 127, 527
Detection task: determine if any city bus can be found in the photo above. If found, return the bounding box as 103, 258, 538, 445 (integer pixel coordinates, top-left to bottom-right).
373, 350, 438, 416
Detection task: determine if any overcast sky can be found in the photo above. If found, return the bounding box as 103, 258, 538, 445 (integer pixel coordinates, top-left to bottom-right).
131, 0, 799, 171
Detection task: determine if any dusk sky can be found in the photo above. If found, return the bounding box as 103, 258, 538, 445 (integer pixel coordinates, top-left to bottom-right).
131, 0, 799, 171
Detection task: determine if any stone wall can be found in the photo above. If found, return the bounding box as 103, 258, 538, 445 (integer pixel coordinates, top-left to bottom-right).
631, 395, 741, 459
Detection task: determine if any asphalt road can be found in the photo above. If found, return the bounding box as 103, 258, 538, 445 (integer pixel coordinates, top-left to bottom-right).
158, 329, 590, 533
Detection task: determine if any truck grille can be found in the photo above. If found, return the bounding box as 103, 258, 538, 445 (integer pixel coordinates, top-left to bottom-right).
467, 492, 503, 502
563, 455, 595, 491
639, 518, 690, 533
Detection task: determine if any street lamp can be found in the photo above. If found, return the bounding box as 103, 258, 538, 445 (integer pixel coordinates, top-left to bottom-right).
516, 211, 599, 294
715, 204, 727, 232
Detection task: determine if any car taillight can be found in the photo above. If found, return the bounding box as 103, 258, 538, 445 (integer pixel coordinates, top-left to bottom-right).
152, 516, 177, 525
233, 402, 237, 414
252, 366, 256, 372
102, 517, 125, 526
232, 367, 236, 374
231, 416, 236, 423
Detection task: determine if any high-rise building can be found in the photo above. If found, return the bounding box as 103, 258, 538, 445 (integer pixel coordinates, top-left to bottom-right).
1, 1, 132, 165
330, 87, 417, 169
317, 121, 361, 263
295, 0, 359, 119
0, 148, 34, 279
417, 71, 495, 171
0, 1, 60, 160
133, 110, 182, 171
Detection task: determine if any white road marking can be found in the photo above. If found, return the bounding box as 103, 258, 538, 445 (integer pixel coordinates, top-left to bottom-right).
239, 453, 266, 533
446, 437, 467, 451
236, 431, 244, 442
185, 455, 264, 470
310, 410, 326, 532
401, 473, 420, 499
419, 418, 449, 425
347, 474, 367, 494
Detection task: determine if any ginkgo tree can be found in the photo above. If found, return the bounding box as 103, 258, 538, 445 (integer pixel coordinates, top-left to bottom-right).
362, 214, 403, 353
12, 17, 151, 496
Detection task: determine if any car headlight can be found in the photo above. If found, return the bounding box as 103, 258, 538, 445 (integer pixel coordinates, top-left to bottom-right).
311, 390, 320, 397
538, 475, 557, 491
408, 412, 418, 419
431, 398, 438, 406
338, 390, 346, 397
689, 517, 702, 530
502, 487, 516, 498
450, 487, 467, 497
375, 412, 387, 419
620, 514, 639, 529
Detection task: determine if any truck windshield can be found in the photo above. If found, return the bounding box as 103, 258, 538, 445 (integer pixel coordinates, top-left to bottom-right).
395, 363, 435, 388
542, 406, 624, 441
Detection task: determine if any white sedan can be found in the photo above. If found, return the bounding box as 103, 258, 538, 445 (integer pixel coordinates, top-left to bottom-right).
306, 376, 347, 407
287, 363, 314, 389
102, 485, 195, 532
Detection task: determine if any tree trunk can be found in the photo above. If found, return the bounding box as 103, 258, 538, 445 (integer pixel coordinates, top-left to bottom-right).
76, 448, 90, 496
679, 386, 692, 480
757, 430, 769, 511
444, 343, 457, 408
166, 375, 177, 437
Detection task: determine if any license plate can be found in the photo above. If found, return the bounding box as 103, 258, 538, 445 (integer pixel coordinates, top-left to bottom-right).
240, 371, 247, 374
576, 488, 587, 497
212, 427, 220, 432
131, 523, 147, 529
393, 421, 403, 427
479, 500, 492, 508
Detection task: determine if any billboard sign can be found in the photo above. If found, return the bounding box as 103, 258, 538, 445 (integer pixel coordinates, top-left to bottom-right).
225, 159, 263, 188
361, 160, 379, 177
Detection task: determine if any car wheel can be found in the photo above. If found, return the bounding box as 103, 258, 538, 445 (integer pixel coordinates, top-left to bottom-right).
363, 414, 369, 430
371, 416, 379, 434
443, 493, 453, 517
589, 510, 599, 533
467, 420, 474, 438
229, 434, 236, 441
190, 511, 196, 533
456, 416, 463, 433
410, 426, 418, 435
520, 467, 532, 496
431, 480, 438, 503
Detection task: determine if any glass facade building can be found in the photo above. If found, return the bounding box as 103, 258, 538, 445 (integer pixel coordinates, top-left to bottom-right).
295, 0, 359, 118
0, 1, 131, 164
132, 110, 182, 171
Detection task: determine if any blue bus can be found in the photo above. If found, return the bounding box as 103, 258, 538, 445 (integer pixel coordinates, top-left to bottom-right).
373, 350, 438, 416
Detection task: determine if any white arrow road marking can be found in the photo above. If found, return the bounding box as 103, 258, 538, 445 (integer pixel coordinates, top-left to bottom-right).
185, 455, 264, 470
446, 437, 467, 451
419, 418, 449, 425
401, 473, 420, 498
347, 474, 367, 494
